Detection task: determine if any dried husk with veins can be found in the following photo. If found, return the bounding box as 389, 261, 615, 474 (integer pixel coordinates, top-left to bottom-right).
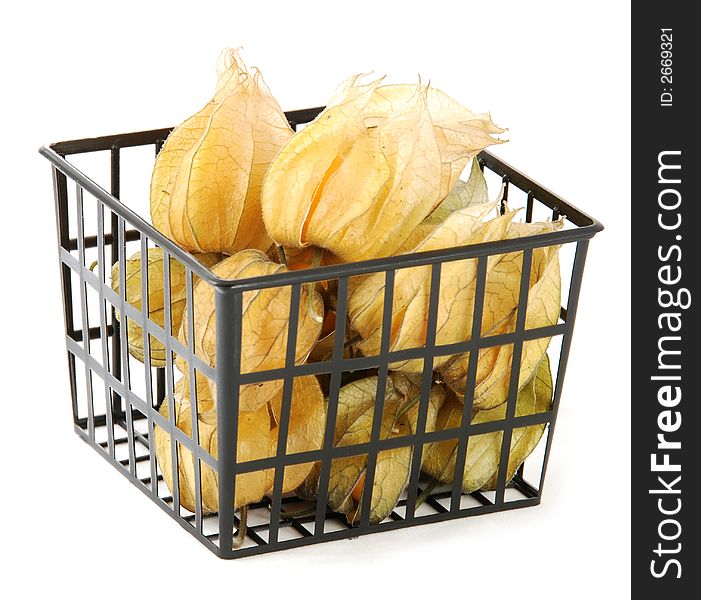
150, 48, 292, 254
267, 376, 327, 496
154, 373, 325, 514
260, 75, 505, 263
345, 160, 497, 371
174, 370, 215, 413
438, 226, 562, 410
481, 356, 553, 490
155, 383, 272, 513
347, 204, 517, 373
298, 374, 445, 525
403, 157, 492, 247
110, 248, 224, 367
178, 250, 323, 412
421, 356, 553, 493
345, 153, 561, 404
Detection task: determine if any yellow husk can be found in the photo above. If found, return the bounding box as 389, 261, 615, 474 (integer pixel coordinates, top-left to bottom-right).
421, 357, 552, 492
401, 158, 490, 249
439, 231, 561, 410
268, 375, 327, 494
297, 374, 444, 525
155, 374, 325, 513
110, 248, 223, 367
154, 380, 273, 513
481, 356, 553, 489
362, 84, 506, 199
150, 48, 292, 254
348, 206, 517, 373
261, 76, 505, 262
179, 250, 323, 412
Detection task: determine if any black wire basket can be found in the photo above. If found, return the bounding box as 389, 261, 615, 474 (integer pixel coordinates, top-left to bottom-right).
40, 106, 603, 559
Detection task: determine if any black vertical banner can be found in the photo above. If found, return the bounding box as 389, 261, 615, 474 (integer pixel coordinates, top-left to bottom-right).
632, 3, 698, 596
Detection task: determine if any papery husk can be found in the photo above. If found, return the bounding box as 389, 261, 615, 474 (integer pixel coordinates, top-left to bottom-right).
439, 231, 561, 409
261, 76, 505, 262
436, 158, 490, 213
261, 75, 383, 259
268, 375, 326, 494
361, 84, 506, 199
155, 374, 326, 513
348, 207, 516, 373
424, 158, 489, 224
479, 219, 563, 339
110, 248, 223, 367
174, 370, 216, 414
154, 380, 273, 513
402, 158, 490, 249
474, 246, 560, 410
421, 357, 551, 493
179, 249, 324, 412
481, 356, 552, 490
150, 48, 292, 254
296, 374, 444, 525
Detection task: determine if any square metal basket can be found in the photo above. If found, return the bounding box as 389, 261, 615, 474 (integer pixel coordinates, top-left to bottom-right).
40, 106, 603, 558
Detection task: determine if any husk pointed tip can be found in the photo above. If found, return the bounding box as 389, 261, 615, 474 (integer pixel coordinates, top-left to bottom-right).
386, 77, 430, 120
483, 111, 508, 136
216, 47, 248, 76
248, 65, 277, 99
213, 47, 254, 99
354, 71, 385, 85
330, 72, 386, 106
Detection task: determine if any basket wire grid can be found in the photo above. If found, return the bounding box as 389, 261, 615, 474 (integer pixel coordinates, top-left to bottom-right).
40, 106, 602, 558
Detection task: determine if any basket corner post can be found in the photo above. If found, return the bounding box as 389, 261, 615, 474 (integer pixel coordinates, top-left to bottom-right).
213, 285, 243, 557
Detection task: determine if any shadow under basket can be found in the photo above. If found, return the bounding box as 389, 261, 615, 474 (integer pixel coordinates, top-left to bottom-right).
40, 106, 603, 559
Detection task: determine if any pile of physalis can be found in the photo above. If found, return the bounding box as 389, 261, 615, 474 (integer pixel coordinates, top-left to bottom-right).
110, 48, 563, 546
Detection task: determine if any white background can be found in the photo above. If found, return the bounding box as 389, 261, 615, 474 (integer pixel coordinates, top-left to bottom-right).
1, 1, 630, 597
